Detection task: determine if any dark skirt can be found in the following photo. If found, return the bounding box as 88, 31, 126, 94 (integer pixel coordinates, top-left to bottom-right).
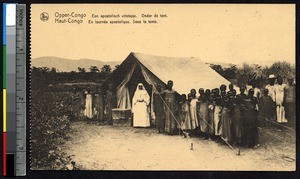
73, 98, 82, 117
96, 105, 105, 121
232, 105, 242, 144
155, 109, 165, 132
242, 109, 258, 148
220, 107, 232, 143
285, 102, 295, 122
164, 105, 177, 135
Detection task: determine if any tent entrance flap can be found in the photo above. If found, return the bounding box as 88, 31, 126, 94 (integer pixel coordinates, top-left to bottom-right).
116, 62, 136, 110
116, 63, 152, 110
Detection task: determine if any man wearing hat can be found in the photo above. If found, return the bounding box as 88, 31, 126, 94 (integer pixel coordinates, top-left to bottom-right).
264, 74, 277, 122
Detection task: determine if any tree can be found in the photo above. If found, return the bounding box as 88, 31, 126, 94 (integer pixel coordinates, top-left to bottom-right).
210, 64, 223, 75
236, 63, 255, 86
31, 67, 52, 88
50, 67, 57, 74
222, 64, 238, 80
101, 65, 112, 74
114, 65, 120, 70
268, 61, 294, 79
89, 66, 100, 73
235, 63, 267, 87
210, 63, 237, 80
77, 67, 86, 73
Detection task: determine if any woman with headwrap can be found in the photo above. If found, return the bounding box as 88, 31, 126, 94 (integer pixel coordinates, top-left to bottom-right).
132, 83, 150, 127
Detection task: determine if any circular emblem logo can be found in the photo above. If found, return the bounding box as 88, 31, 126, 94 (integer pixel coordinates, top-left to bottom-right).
40, 12, 49, 22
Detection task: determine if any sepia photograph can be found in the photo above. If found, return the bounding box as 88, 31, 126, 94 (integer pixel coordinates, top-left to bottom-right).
30, 4, 295, 171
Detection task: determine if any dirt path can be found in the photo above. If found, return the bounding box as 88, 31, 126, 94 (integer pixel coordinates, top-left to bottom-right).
61, 121, 295, 171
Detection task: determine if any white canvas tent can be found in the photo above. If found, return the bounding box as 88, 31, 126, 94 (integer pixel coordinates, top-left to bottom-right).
103, 52, 231, 110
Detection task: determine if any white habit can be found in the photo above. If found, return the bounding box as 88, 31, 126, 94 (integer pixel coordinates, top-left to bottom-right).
132, 83, 150, 127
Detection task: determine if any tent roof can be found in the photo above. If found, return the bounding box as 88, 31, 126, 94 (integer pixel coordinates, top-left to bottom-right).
131, 52, 230, 94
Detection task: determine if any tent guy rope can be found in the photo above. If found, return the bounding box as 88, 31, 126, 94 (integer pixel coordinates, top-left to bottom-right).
197, 110, 240, 155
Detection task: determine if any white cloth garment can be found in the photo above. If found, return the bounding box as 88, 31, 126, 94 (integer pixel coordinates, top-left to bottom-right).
132, 83, 150, 127
190, 98, 199, 129
265, 84, 276, 101
84, 93, 93, 119
275, 84, 287, 123
214, 105, 222, 135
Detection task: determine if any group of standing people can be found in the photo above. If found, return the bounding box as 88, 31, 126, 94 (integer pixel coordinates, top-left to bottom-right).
72, 84, 116, 125
264, 75, 295, 124
148, 75, 295, 149
131, 80, 181, 136
73, 74, 295, 149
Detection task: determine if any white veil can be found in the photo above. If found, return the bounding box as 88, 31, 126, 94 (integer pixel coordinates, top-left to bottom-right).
132, 83, 150, 113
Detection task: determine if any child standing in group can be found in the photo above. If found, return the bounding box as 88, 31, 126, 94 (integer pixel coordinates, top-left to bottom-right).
180, 94, 192, 138
94, 88, 105, 125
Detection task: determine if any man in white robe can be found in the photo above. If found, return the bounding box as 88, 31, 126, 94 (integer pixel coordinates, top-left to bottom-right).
132, 83, 150, 127
275, 77, 287, 123
265, 74, 276, 101
264, 75, 277, 121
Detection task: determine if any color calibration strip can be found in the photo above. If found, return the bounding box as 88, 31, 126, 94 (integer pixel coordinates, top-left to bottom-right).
3, 3, 27, 176
3, 3, 7, 176
4, 3, 17, 176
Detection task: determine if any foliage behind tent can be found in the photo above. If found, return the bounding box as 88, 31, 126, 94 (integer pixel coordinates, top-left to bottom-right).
209, 61, 295, 87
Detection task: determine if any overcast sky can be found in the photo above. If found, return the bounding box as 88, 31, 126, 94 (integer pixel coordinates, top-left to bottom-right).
31, 4, 295, 64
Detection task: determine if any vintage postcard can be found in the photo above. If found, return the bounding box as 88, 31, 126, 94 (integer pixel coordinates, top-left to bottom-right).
30, 4, 295, 170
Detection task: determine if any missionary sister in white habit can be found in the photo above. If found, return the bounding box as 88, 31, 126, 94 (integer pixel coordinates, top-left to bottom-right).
132, 83, 150, 127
